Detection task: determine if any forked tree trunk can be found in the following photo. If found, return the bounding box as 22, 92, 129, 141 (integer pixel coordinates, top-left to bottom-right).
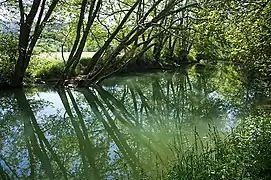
10, 0, 59, 88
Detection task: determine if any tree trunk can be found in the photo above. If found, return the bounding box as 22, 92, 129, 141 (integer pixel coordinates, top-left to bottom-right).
68, 0, 102, 76
83, 0, 142, 74
9, 0, 59, 89
10, 21, 31, 88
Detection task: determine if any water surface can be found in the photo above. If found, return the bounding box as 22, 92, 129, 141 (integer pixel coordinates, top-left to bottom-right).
0, 68, 263, 179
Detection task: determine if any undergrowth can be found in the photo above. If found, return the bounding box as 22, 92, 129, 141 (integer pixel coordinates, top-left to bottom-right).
168, 111, 271, 180
27, 57, 65, 80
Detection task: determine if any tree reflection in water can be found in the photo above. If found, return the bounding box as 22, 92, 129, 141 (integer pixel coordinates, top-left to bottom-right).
0, 70, 258, 179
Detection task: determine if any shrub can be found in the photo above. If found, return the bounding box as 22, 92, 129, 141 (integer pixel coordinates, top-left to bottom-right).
76, 57, 90, 73
79, 57, 89, 66
27, 57, 65, 80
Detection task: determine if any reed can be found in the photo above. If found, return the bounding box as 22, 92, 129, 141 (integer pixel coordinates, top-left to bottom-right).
168, 113, 271, 180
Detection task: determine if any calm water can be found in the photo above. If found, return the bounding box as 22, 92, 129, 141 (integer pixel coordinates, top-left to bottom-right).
0, 68, 265, 179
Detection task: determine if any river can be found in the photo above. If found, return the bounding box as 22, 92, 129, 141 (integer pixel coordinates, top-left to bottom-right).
0, 67, 266, 179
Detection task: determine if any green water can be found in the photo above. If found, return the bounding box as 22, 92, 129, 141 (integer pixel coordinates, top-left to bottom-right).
0, 68, 265, 179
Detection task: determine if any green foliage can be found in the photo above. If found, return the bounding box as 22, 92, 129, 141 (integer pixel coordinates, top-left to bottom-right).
228, 2, 271, 80
75, 57, 90, 74
0, 33, 18, 62
169, 112, 271, 180
0, 33, 18, 86
27, 58, 65, 80
79, 57, 89, 66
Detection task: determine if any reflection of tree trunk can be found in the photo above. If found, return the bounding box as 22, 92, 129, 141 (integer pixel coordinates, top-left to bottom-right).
79, 88, 140, 174
57, 88, 100, 180
0, 163, 10, 180
151, 78, 168, 125
14, 90, 68, 179
25, 135, 35, 180
93, 86, 164, 162
130, 86, 140, 125
95, 86, 136, 125
14, 90, 55, 179
127, 83, 149, 122
66, 90, 91, 141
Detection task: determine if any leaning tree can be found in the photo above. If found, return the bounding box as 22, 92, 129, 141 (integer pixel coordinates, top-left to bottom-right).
10, 0, 60, 88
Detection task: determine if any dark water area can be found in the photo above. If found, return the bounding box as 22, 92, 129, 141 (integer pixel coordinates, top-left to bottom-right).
0, 66, 269, 179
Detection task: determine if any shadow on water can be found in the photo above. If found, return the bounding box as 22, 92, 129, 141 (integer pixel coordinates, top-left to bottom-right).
0, 68, 267, 179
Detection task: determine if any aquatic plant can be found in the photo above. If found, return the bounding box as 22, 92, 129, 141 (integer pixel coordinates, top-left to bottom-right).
168, 112, 271, 180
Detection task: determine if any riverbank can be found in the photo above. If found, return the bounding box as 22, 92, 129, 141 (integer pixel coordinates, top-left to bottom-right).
20, 56, 199, 88
1, 50, 203, 89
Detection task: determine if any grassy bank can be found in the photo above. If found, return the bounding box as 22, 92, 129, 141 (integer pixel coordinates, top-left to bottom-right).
26, 53, 93, 83
25, 53, 186, 84
168, 111, 271, 180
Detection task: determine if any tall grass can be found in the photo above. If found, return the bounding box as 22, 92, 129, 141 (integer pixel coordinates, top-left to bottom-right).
168, 112, 271, 180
